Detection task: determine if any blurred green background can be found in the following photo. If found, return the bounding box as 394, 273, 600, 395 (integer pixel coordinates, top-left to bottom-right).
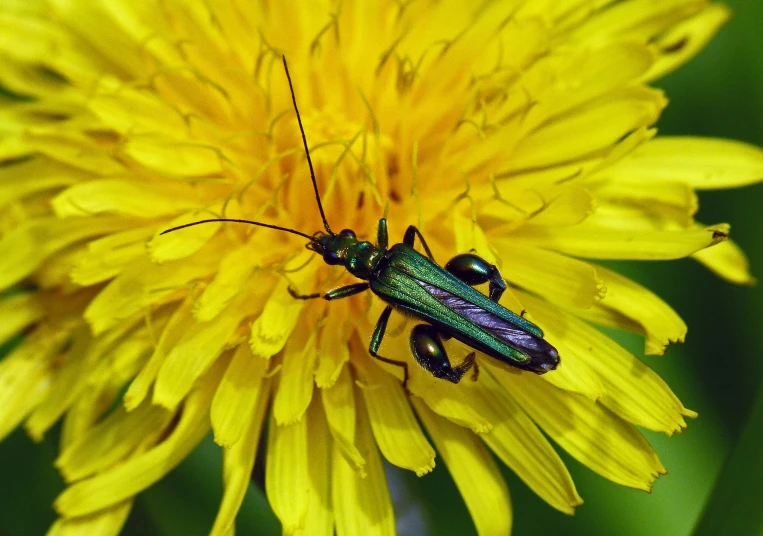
1, 1, 762, 534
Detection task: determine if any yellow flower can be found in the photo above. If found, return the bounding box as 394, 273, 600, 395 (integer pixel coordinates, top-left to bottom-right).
1, 0, 762, 534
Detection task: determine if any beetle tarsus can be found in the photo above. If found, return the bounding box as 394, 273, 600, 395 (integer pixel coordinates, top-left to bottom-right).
470, 357, 479, 381
288, 287, 322, 300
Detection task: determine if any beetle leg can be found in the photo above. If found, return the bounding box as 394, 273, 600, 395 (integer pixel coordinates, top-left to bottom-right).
444, 253, 507, 303
369, 305, 411, 389
470, 358, 479, 381
486, 268, 507, 303
324, 283, 370, 300
377, 218, 389, 249
289, 282, 369, 301
403, 225, 435, 260
410, 324, 474, 384
288, 287, 322, 300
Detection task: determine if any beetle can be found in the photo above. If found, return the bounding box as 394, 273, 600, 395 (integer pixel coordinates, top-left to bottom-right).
161, 56, 560, 387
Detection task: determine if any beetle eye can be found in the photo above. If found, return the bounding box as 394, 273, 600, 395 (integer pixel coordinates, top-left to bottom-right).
339, 229, 356, 238
324, 251, 343, 265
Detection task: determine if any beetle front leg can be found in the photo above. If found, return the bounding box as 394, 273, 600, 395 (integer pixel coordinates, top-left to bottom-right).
410, 324, 475, 384
403, 225, 435, 260
289, 282, 369, 301
444, 253, 507, 303
288, 287, 322, 300
369, 305, 411, 389
324, 283, 370, 300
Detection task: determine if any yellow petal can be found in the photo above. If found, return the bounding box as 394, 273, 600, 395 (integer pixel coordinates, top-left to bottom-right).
413, 398, 512, 536
0, 215, 133, 292
527, 42, 655, 124
0, 327, 64, 441
520, 293, 695, 434
693, 239, 756, 285
24, 131, 127, 174
453, 212, 498, 264
153, 289, 252, 410
123, 297, 194, 411
26, 321, 138, 440
568, 301, 643, 335
495, 368, 666, 491
249, 268, 314, 358
315, 299, 351, 388
0, 14, 101, 86
320, 365, 366, 475
123, 136, 223, 177
84, 244, 219, 335
211, 344, 268, 448
513, 221, 729, 260
0, 56, 76, 99
147, 214, 221, 264
367, 325, 494, 433
54, 358, 224, 517
47, 500, 132, 536
70, 227, 155, 286
509, 87, 665, 172
572, 0, 705, 45
512, 319, 606, 401
46, 0, 147, 77
609, 137, 763, 190
293, 400, 334, 536
52, 179, 197, 218
523, 186, 597, 228
407, 357, 494, 433
194, 246, 261, 322
492, 241, 606, 309
355, 354, 436, 476
211, 380, 270, 536
89, 79, 187, 136
333, 392, 395, 536
56, 399, 172, 482
0, 157, 87, 208
153, 69, 235, 125
644, 4, 730, 82
272, 318, 318, 425
596, 265, 687, 355
0, 291, 45, 347
591, 178, 698, 228
477, 371, 582, 514
265, 408, 309, 533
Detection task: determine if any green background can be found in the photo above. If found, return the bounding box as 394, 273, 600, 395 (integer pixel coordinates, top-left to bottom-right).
1, 0, 762, 534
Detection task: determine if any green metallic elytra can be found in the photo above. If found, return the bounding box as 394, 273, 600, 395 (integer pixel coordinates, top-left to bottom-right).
160, 56, 560, 388
299, 218, 560, 385
372, 242, 543, 364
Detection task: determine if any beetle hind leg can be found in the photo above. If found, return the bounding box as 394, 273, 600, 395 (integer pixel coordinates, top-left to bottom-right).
444, 253, 507, 303
410, 324, 474, 384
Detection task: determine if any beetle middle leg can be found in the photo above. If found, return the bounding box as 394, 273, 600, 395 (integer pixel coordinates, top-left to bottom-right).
369, 305, 411, 389
444, 253, 507, 303
403, 225, 435, 260
410, 324, 475, 384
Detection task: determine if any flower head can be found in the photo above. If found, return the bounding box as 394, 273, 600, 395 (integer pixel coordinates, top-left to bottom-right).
1, 1, 762, 534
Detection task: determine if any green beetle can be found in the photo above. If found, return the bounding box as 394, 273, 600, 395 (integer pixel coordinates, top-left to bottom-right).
162, 57, 560, 387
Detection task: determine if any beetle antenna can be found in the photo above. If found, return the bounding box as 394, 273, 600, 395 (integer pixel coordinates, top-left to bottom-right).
282, 55, 334, 236
160, 218, 317, 242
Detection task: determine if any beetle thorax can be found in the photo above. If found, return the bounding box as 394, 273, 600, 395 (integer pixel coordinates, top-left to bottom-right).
345, 241, 383, 280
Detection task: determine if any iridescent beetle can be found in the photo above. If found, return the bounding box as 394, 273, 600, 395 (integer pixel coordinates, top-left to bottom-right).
162, 57, 560, 387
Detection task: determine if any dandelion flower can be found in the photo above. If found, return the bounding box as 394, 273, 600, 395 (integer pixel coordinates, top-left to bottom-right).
1, 1, 762, 535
